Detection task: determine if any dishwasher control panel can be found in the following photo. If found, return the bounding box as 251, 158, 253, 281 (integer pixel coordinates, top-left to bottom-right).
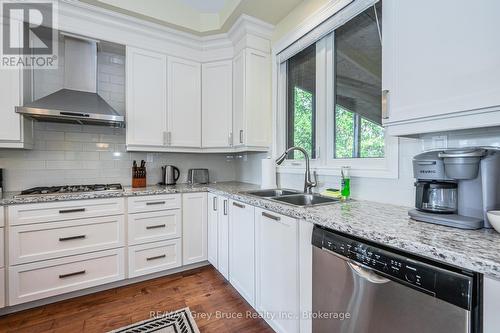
313, 226, 474, 310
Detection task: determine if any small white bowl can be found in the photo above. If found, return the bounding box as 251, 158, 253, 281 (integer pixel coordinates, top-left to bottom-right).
487, 211, 500, 233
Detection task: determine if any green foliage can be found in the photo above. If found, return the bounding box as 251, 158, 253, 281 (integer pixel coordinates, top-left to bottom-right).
335, 106, 355, 158
360, 118, 384, 158
292, 87, 313, 160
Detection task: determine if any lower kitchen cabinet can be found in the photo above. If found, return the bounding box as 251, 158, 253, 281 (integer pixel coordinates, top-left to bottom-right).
207, 193, 218, 268
484, 276, 500, 333
207, 193, 230, 279
229, 199, 255, 306
0, 268, 4, 308
8, 248, 125, 305
255, 208, 300, 333
217, 197, 230, 279
128, 239, 182, 278
182, 192, 208, 265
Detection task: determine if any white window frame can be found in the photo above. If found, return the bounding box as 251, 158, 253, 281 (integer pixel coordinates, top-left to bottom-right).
272, 0, 399, 179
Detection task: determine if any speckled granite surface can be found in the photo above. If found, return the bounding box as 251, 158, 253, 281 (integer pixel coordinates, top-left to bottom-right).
2, 181, 500, 279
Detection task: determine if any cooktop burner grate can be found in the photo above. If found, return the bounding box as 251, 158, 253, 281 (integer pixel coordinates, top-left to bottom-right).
19, 183, 123, 196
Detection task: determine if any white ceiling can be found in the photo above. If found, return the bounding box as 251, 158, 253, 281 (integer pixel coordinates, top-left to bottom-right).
80, 0, 303, 35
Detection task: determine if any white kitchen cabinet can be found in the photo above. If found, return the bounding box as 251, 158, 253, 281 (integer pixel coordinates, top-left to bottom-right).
255, 208, 299, 333
207, 193, 230, 279
0, 67, 33, 149
9, 248, 125, 305
202, 61, 233, 148
217, 196, 230, 279
484, 276, 500, 333
207, 193, 218, 267
168, 56, 201, 147
126, 46, 168, 147
182, 192, 208, 265
382, 0, 500, 136
128, 239, 182, 278
233, 48, 271, 148
229, 199, 255, 306
0, 268, 4, 308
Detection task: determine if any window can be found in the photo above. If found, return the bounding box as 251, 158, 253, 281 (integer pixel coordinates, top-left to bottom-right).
277, 1, 397, 178
334, 2, 384, 158
286, 44, 316, 160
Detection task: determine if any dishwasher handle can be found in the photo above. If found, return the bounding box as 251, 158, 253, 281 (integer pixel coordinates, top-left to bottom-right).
347, 261, 390, 284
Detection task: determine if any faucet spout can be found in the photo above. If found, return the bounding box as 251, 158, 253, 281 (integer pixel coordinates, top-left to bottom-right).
275, 146, 318, 194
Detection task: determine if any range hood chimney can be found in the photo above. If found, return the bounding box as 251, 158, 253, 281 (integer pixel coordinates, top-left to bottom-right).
16, 33, 125, 127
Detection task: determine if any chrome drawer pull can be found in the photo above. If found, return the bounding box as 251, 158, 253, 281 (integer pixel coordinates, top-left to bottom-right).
223, 200, 228, 216
262, 212, 281, 221
59, 235, 86, 242
213, 196, 218, 211
146, 254, 166, 261
233, 202, 245, 209
146, 201, 166, 205
146, 224, 166, 230
59, 270, 86, 279
59, 208, 85, 214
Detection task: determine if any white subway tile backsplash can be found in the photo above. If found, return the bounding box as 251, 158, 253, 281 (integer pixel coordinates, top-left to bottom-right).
64, 151, 100, 161
65, 132, 100, 142
46, 141, 84, 151
0, 122, 236, 191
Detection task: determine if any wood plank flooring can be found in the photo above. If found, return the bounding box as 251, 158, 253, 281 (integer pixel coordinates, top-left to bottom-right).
0, 266, 274, 333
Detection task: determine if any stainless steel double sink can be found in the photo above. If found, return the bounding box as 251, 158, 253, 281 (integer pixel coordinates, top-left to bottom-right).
241, 189, 340, 207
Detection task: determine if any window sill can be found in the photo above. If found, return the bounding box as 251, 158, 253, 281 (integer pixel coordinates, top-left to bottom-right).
277, 157, 399, 179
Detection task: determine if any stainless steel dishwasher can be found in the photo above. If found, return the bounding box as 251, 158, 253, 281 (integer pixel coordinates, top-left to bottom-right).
312, 226, 481, 333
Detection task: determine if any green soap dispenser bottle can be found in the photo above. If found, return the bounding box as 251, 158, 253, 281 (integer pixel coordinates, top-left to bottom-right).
341, 166, 351, 199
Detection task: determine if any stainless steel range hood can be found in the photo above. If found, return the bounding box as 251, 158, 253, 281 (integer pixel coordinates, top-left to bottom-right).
16, 33, 125, 128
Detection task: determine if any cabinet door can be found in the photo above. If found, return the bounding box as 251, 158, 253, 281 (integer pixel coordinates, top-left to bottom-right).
126, 47, 167, 147
255, 208, 299, 333
245, 49, 271, 147
202, 61, 233, 148
168, 57, 201, 147
383, 0, 500, 125
229, 200, 255, 306
207, 193, 218, 268
484, 276, 500, 333
0, 68, 21, 142
182, 192, 207, 265
217, 197, 229, 279
232, 51, 245, 146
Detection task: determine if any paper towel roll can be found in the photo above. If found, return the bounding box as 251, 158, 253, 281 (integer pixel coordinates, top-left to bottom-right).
261, 158, 277, 189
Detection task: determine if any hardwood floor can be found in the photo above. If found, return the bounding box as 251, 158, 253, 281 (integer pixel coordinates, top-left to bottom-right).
0, 266, 274, 333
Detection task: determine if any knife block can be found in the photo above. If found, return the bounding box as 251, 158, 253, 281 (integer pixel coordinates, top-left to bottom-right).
132, 166, 146, 188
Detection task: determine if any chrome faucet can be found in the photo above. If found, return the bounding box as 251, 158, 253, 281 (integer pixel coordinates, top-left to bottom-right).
276, 146, 318, 194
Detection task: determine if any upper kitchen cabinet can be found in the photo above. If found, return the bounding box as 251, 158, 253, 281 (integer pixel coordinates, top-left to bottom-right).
233, 48, 271, 149
126, 46, 168, 147
382, 0, 500, 136
202, 61, 233, 148
0, 68, 33, 149
168, 57, 202, 148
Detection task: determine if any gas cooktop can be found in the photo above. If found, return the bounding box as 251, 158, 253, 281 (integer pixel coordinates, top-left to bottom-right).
18, 184, 123, 196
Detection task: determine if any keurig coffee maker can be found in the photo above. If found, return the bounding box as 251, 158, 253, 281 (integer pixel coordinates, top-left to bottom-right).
409, 147, 500, 229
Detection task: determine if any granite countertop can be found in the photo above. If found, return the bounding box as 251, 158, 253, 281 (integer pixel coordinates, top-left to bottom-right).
2, 181, 500, 279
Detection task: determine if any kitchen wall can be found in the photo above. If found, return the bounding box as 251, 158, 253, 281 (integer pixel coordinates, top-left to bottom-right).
0, 122, 236, 192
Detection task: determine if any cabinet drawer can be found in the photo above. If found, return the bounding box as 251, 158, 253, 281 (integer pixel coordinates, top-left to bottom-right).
128, 240, 181, 278
9, 249, 125, 305
7, 198, 124, 226
9, 216, 125, 265
0, 228, 4, 268
128, 210, 181, 245
127, 194, 181, 213
0, 268, 4, 308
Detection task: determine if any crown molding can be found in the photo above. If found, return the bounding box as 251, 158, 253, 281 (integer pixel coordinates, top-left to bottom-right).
59, 0, 273, 54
